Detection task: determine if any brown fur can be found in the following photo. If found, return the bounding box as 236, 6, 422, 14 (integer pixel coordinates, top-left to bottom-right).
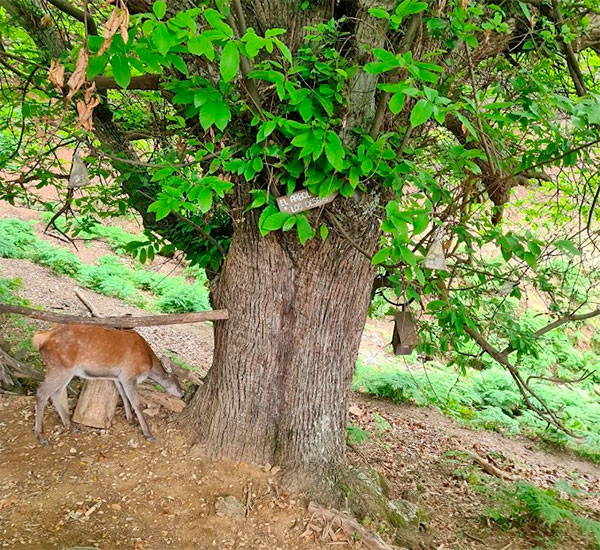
33, 324, 159, 376
33, 324, 182, 445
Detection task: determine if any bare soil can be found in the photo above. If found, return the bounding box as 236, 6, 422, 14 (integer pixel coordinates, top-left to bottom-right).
0, 395, 325, 550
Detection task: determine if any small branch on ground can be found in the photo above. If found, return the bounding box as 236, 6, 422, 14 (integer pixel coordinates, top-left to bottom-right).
464, 449, 515, 481
75, 289, 102, 317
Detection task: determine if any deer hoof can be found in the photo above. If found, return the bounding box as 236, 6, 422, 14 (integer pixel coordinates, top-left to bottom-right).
146, 435, 156, 443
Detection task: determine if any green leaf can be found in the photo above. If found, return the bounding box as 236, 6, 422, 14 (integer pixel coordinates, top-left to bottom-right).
188, 34, 215, 60
400, 245, 417, 267
167, 54, 188, 75
204, 8, 233, 37
426, 300, 445, 311
195, 188, 213, 213
246, 190, 267, 210
87, 55, 109, 79
153, 0, 167, 19
110, 55, 131, 88
320, 224, 329, 240
152, 23, 172, 56
263, 211, 291, 231
372, 248, 391, 265
410, 99, 433, 127
389, 93, 405, 114
257, 120, 277, 141
199, 101, 216, 130
213, 100, 231, 131
273, 38, 292, 63
554, 239, 581, 256
298, 97, 313, 121
282, 216, 296, 231
296, 215, 314, 245
220, 42, 240, 82
325, 131, 345, 171
369, 7, 390, 19
412, 213, 428, 235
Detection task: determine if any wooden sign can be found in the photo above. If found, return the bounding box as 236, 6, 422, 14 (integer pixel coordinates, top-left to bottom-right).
276, 189, 337, 214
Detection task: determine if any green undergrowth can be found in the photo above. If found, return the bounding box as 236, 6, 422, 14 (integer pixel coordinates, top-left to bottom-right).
353, 343, 600, 462
0, 217, 210, 313
44, 214, 153, 258
0, 277, 43, 382
448, 453, 600, 548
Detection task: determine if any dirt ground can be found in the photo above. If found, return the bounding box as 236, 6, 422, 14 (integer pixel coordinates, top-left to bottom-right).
1, 194, 600, 549
0, 395, 327, 550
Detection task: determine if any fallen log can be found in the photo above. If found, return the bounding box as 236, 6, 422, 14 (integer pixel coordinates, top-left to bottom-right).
139, 388, 185, 413
0, 346, 43, 383
0, 304, 228, 327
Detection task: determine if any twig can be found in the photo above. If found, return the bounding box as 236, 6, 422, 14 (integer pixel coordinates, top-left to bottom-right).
526, 370, 593, 386
466, 450, 514, 481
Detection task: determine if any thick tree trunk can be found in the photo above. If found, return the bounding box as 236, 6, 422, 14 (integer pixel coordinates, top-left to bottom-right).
184, 205, 379, 473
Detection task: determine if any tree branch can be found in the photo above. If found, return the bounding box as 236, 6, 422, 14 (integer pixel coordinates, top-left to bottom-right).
369, 13, 422, 139
94, 74, 161, 90
0, 304, 229, 327
45, 0, 98, 36
551, 0, 587, 97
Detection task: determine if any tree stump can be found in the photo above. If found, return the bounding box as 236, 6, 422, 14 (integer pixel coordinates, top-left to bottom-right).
72, 380, 119, 429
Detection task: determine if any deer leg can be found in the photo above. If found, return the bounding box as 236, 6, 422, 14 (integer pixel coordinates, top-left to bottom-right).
50, 387, 72, 430
35, 374, 72, 445
114, 380, 133, 424
120, 378, 154, 442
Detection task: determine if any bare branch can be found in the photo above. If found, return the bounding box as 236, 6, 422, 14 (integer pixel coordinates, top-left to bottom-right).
0, 304, 229, 327
94, 74, 161, 90
45, 0, 99, 35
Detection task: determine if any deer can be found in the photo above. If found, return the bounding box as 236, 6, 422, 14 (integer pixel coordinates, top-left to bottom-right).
32, 324, 183, 445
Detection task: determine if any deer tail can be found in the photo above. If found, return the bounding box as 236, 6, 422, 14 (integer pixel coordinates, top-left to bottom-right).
31, 331, 53, 351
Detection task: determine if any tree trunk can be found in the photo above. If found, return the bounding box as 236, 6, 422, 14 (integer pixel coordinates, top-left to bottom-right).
184, 205, 379, 474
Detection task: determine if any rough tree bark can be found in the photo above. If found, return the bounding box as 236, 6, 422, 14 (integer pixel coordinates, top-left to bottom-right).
184, 199, 380, 476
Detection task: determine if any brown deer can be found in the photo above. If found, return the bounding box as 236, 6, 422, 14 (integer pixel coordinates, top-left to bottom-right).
32, 324, 183, 445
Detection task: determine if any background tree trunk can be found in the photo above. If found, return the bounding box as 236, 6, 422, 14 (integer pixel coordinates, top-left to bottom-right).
184, 205, 380, 473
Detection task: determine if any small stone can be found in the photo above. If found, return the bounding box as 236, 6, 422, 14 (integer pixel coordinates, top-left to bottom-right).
349, 405, 364, 417
215, 496, 245, 517
110, 504, 122, 511
69, 448, 77, 455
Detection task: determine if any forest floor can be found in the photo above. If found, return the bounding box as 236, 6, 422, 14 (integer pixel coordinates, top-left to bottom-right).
1, 196, 599, 550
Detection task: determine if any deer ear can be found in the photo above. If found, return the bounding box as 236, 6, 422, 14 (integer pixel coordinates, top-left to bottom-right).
160, 355, 174, 373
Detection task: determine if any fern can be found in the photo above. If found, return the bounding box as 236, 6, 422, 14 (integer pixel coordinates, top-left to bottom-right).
485, 481, 600, 548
